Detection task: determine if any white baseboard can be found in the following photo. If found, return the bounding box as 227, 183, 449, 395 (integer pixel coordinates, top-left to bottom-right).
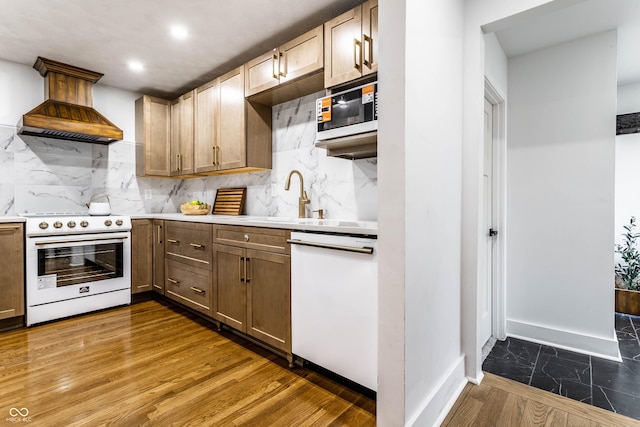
507, 319, 621, 361
406, 356, 467, 427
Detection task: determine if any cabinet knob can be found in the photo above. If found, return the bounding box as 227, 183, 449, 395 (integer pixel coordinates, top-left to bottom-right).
244, 234, 249, 242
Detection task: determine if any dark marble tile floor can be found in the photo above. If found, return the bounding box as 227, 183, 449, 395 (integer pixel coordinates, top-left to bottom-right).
483, 313, 640, 421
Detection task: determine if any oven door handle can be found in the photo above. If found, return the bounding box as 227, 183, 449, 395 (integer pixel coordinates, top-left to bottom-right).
35, 236, 128, 246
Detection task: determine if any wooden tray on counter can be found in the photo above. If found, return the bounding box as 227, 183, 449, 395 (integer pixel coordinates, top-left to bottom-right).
212, 188, 246, 215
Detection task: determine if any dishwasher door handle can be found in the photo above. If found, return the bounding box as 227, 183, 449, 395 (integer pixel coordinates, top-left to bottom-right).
286, 239, 374, 255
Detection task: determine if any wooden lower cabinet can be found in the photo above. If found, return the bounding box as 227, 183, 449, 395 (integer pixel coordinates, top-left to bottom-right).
153, 221, 291, 363
131, 219, 153, 294
245, 248, 291, 353
213, 244, 247, 330
212, 226, 291, 356
152, 220, 165, 294
165, 259, 213, 317
0, 223, 24, 321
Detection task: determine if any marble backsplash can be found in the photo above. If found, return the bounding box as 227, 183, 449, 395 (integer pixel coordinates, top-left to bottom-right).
0, 91, 377, 220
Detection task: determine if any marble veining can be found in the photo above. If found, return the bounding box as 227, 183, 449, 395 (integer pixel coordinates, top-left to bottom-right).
1, 89, 376, 218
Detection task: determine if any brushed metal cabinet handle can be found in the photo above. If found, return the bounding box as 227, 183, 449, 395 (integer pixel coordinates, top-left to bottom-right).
190, 286, 204, 294
190, 243, 203, 249
363, 34, 372, 68
272, 49, 279, 80
167, 239, 178, 244
167, 278, 179, 284
279, 51, 286, 77
353, 38, 362, 70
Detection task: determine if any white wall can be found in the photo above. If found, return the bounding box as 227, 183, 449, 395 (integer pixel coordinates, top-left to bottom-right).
617, 82, 640, 115
484, 33, 508, 98
615, 82, 640, 265
461, 0, 561, 386
378, 0, 466, 425
506, 30, 618, 358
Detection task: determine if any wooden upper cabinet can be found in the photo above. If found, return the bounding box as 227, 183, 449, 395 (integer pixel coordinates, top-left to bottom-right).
218, 67, 246, 171
245, 25, 323, 98
194, 79, 219, 174
245, 50, 280, 97
194, 66, 247, 173
362, 0, 378, 76
279, 26, 323, 84
324, 0, 378, 87
135, 96, 171, 177
170, 91, 195, 176
0, 223, 24, 321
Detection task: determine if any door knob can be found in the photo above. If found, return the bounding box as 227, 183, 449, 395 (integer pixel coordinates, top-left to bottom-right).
489, 228, 498, 237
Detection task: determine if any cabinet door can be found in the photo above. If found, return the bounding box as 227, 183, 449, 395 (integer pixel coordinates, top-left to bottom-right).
170, 92, 195, 176
279, 25, 323, 85
362, 0, 378, 76
170, 97, 180, 175
218, 67, 246, 171
152, 219, 165, 295
324, 5, 363, 87
246, 249, 291, 352
131, 219, 153, 294
213, 244, 246, 331
0, 224, 24, 320
135, 96, 170, 177
245, 50, 280, 97
194, 80, 219, 173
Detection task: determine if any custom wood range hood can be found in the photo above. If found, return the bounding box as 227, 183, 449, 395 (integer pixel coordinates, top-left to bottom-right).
18, 57, 123, 144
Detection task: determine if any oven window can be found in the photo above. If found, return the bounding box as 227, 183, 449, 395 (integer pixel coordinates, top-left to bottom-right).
37, 242, 123, 287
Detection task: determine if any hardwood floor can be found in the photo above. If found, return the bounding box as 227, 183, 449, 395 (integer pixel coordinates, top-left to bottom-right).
443, 372, 640, 427
0, 300, 375, 426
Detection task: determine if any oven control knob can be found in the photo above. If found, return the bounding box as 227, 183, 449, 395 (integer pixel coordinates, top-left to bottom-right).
67, 221, 76, 228
53, 221, 63, 229
115, 219, 123, 226
80, 221, 89, 228
104, 220, 112, 226
39, 221, 49, 230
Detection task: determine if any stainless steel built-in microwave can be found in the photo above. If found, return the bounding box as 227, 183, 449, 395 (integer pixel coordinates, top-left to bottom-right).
316, 82, 378, 142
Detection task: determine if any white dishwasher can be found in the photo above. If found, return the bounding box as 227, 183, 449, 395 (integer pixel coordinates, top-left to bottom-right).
289, 231, 377, 391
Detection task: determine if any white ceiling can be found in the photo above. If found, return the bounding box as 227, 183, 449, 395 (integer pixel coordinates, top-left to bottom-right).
491, 0, 640, 86
1, 0, 639, 101
0, 0, 360, 99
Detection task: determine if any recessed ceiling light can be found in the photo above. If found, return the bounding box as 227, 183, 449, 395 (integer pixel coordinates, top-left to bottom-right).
128, 60, 144, 72
170, 25, 189, 40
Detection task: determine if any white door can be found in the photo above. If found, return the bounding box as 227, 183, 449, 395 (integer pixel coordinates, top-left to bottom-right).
480, 98, 495, 345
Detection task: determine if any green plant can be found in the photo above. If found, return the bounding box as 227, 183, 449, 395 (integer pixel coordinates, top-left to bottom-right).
616, 216, 640, 291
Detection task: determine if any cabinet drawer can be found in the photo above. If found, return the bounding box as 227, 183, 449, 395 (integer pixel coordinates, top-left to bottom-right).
213, 225, 290, 254
165, 259, 212, 316
165, 221, 212, 267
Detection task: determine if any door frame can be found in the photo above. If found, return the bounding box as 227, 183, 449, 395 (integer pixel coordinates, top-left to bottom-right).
484, 77, 506, 341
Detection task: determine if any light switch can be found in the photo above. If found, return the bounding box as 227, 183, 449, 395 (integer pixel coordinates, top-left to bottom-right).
144, 189, 152, 200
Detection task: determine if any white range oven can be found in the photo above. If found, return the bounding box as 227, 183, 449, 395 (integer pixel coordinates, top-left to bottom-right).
22, 213, 131, 326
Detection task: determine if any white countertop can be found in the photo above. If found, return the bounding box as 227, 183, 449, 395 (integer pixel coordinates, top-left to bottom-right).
130, 213, 378, 236
0, 216, 25, 223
